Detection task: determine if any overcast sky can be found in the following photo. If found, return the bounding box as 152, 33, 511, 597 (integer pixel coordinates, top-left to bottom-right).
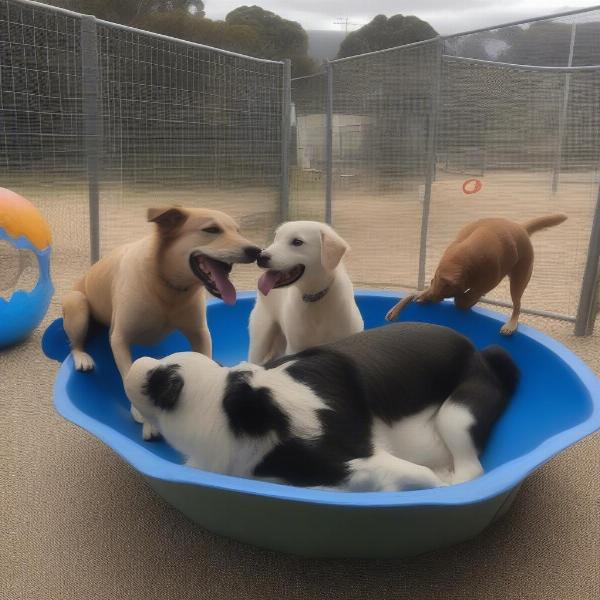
206, 1, 594, 33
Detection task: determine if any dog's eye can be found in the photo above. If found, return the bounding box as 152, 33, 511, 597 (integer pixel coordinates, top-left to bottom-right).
203, 226, 222, 234
291, 238, 304, 247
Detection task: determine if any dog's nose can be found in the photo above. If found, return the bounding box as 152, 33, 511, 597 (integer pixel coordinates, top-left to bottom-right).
244, 246, 262, 261
256, 251, 271, 268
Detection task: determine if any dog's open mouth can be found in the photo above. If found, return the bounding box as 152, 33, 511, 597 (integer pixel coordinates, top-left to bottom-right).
189, 253, 236, 305
258, 265, 305, 296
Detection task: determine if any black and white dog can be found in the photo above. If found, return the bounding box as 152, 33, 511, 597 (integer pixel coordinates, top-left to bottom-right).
125, 323, 519, 491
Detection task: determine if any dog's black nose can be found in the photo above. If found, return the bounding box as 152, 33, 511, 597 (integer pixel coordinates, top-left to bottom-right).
257, 251, 271, 268
244, 246, 262, 261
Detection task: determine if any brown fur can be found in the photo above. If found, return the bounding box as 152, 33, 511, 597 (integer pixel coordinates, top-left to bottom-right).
61, 206, 260, 439
386, 214, 568, 335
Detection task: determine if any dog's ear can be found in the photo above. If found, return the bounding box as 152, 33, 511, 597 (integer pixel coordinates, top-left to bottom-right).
147, 207, 188, 233
142, 364, 184, 411
320, 228, 349, 271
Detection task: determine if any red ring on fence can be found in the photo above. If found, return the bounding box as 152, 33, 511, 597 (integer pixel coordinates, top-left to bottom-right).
462, 178, 483, 195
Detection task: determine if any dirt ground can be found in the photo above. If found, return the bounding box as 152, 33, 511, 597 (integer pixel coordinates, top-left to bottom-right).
291, 167, 597, 319
3, 167, 597, 325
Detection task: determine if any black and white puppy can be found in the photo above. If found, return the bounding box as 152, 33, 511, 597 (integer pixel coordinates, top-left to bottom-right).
125, 323, 519, 491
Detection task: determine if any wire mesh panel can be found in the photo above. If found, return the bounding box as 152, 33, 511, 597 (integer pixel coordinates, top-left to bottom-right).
444, 8, 600, 67
0, 0, 88, 303
289, 72, 327, 222
96, 23, 284, 290
329, 40, 441, 290
429, 58, 600, 317
289, 7, 600, 323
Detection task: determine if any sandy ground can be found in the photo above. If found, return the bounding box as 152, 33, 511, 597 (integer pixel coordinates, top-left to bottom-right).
3, 167, 597, 322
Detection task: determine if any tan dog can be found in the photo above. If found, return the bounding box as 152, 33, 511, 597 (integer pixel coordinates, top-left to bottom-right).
62, 206, 260, 438
386, 214, 567, 335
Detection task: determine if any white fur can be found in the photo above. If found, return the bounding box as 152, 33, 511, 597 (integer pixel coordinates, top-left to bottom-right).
249, 221, 363, 364
371, 408, 453, 482
346, 451, 446, 491
435, 400, 484, 484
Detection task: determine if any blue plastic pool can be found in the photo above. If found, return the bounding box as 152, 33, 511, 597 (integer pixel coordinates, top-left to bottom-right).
43, 291, 600, 558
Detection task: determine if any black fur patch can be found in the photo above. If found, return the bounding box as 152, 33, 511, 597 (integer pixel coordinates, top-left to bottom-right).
270, 323, 477, 425
481, 346, 520, 396
143, 364, 184, 411
256, 349, 374, 487
223, 371, 290, 438
450, 347, 520, 452
283, 350, 373, 458
254, 438, 350, 487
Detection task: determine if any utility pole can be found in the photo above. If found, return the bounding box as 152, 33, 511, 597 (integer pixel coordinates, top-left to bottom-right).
334, 17, 357, 34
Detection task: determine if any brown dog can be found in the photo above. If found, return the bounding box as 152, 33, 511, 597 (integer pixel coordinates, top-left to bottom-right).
62, 206, 261, 438
386, 214, 567, 335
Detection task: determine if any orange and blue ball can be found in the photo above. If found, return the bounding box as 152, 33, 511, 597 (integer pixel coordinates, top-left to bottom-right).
0, 188, 53, 347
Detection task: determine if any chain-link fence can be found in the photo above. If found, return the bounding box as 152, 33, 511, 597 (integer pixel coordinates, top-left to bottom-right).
0, 0, 287, 301
290, 6, 600, 335
2, 0, 600, 334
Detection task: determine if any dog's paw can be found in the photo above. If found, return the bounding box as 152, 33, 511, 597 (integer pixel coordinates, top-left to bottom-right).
130, 405, 144, 424
73, 350, 95, 371
500, 322, 517, 336
381, 467, 446, 491
451, 462, 484, 485
435, 467, 455, 486
142, 422, 162, 441
385, 308, 399, 322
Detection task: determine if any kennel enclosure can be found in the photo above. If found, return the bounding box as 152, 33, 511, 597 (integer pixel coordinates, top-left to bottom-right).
1, 0, 600, 333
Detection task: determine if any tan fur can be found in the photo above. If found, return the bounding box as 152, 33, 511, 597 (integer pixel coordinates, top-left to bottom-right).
386, 214, 567, 335
61, 206, 260, 439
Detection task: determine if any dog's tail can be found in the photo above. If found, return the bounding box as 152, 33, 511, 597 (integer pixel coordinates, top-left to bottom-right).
522, 213, 567, 235
481, 345, 520, 397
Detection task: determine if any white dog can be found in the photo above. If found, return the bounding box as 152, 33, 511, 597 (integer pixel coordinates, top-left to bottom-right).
124, 323, 519, 491
248, 221, 363, 364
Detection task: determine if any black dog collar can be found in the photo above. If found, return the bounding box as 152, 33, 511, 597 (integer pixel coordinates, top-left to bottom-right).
302, 287, 330, 303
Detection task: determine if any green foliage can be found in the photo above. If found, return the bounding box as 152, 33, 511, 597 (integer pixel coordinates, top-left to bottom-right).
41, 1, 316, 75
225, 5, 316, 75
135, 10, 260, 55
226, 5, 307, 59
337, 14, 438, 59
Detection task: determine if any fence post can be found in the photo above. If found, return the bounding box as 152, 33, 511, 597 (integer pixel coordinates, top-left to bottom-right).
325, 60, 334, 225
417, 38, 443, 290
81, 15, 101, 264
280, 59, 292, 223
574, 183, 600, 335
552, 23, 576, 195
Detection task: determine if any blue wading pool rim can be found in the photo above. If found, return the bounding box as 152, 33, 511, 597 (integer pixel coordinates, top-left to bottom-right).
44, 290, 600, 509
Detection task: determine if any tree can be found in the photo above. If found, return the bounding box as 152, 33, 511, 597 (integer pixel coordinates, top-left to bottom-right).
41, 1, 316, 76
135, 10, 260, 55
337, 14, 437, 59
226, 5, 316, 76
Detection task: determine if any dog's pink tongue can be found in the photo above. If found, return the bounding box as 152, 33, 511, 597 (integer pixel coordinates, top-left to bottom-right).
204, 257, 236, 305
258, 270, 280, 296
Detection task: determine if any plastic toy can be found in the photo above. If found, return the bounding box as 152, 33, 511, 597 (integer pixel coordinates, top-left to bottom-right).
42, 291, 600, 558
463, 178, 483, 195
0, 188, 53, 347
